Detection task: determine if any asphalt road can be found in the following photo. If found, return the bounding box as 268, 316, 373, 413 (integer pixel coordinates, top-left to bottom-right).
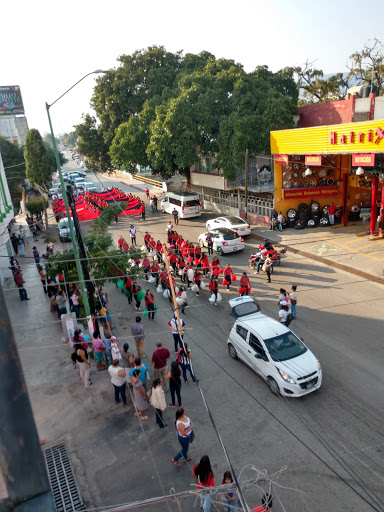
19, 155, 384, 511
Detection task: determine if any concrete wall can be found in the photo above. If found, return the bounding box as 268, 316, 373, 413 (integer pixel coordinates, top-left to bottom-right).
191, 171, 227, 190
202, 199, 239, 216
298, 96, 355, 127
0, 116, 28, 145
374, 97, 384, 120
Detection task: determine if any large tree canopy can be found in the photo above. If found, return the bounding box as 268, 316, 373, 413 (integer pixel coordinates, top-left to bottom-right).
0, 137, 26, 208
77, 46, 298, 179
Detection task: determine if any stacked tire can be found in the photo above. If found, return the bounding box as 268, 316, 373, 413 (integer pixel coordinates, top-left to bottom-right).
307, 201, 321, 228
319, 205, 329, 226
286, 208, 297, 228
294, 203, 309, 229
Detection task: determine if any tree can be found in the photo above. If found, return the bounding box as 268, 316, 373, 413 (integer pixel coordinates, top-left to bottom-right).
44, 143, 67, 173
25, 196, 48, 215
65, 132, 77, 147
0, 136, 26, 208
74, 114, 112, 172
348, 38, 384, 95
24, 129, 52, 227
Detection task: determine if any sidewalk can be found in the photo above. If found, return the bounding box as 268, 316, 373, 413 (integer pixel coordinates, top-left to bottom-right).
250, 221, 384, 283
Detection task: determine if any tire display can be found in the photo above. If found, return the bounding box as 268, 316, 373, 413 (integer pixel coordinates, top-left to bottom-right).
298, 203, 309, 213
294, 219, 305, 229
319, 217, 329, 226
322, 205, 329, 215
286, 208, 297, 219
310, 201, 320, 212
307, 219, 319, 228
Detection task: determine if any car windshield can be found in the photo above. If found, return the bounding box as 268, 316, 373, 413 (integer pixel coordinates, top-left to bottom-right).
223, 233, 239, 240
227, 216, 247, 225
264, 332, 307, 362
184, 199, 200, 207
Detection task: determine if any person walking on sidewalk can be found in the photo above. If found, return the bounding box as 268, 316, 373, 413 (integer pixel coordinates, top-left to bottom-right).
130, 225, 137, 246
17, 234, 25, 257
205, 233, 213, 256
38, 266, 47, 294
93, 332, 107, 369
278, 302, 292, 328
131, 316, 145, 358
289, 285, 298, 319
108, 359, 127, 404
141, 202, 146, 220
150, 378, 167, 428
145, 187, 149, 200
208, 276, 219, 305
166, 361, 182, 407
73, 343, 92, 387
32, 246, 40, 268
172, 207, 179, 225
177, 343, 198, 383
145, 289, 156, 319
223, 264, 232, 290
277, 211, 284, 232
171, 408, 194, 467
152, 342, 170, 391
131, 369, 149, 420
14, 269, 29, 301
56, 290, 67, 317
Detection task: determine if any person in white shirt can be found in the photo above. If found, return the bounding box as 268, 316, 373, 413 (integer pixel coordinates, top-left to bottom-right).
108, 359, 127, 404
278, 301, 292, 327
149, 378, 167, 428
277, 212, 284, 232
130, 225, 137, 246
289, 285, 298, 319
168, 313, 185, 353
110, 336, 123, 367
256, 247, 268, 274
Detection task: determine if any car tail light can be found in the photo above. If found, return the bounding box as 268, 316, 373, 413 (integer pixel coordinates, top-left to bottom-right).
247, 225, 250, 229
233, 227, 238, 230
182, 206, 184, 211
241, 237, 244, 242
222, 242, 228, 246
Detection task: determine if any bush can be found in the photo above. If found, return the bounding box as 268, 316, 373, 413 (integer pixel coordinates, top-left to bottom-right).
26, 196, 48, 214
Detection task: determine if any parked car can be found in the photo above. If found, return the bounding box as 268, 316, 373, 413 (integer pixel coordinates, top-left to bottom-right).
82, 183, 97, 192
73, 177, 86, 186
227, 296, 322, 397
161, 192, 201, 218
206, 216, 252, 236
57, 217, 76, 242
63, 174, 69, 181
198, 228, 245, 256
48, 186, 61, 197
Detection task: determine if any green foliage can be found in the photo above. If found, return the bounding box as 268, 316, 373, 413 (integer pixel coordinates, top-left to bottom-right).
74, 114, 111, 173
0, 136, 26, 208
48, 218, 142, 288
25, 196, 48, 214
348, 38, 384, 95
43, 142, 67, 173
88, 203, 127, 236
65, 132, 77, 147
24, 129, 52, 189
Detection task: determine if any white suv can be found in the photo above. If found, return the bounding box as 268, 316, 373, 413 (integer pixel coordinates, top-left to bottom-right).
198, 228, 245, 256
227, 297, 322, 397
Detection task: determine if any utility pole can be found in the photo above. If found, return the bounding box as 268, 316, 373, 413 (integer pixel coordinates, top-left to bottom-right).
244, 149, 249, 221
67, 187, 94, 325
0, 284, 55, 511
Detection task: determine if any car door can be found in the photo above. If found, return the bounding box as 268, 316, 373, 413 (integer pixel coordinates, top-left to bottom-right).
213, 233, 222, 251
248, 332, 270, 377
231, 323, 250, 365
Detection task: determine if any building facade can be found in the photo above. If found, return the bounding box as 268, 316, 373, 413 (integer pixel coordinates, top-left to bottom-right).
0, 151, 15, 283
0, 116, 29, 146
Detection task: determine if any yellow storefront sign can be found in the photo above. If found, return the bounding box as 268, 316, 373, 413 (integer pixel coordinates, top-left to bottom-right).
271, 119, 384, 155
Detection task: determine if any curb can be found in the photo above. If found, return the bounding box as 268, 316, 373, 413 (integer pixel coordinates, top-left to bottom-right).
249, 233, 384, 286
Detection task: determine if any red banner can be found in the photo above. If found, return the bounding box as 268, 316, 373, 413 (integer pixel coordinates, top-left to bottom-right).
275, 154, 289, 165
352, 153, 375, 167
283, 186, 339, 199
305, 155, 322, 166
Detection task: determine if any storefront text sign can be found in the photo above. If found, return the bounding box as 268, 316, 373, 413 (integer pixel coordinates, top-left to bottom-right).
283, 186, 339, 199
275, 154, 289, 164
352, 153, 375, 167
305, 155, 322, 166
330, 127, 384, 145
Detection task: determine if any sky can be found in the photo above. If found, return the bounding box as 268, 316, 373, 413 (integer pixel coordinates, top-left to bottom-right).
2, 0, 383, 136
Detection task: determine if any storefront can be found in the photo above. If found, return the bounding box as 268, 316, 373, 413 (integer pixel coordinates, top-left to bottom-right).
270, 119, 384, 233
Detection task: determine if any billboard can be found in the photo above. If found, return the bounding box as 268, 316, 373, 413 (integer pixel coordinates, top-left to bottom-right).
0, 86, 24, 116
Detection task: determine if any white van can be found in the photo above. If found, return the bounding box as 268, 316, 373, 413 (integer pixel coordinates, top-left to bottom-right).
57, 217, 76, 242
161, 192, 201, 219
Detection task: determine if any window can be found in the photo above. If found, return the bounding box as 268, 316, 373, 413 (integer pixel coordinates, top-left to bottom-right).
184, 199, 200, 207
264, 332, 307, 362
236, 325, 248, 341
249, 333, 265, 356
223, 233, 238, 240
169, 197, 182, 206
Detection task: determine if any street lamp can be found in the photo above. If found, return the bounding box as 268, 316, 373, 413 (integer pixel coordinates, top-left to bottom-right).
45, 69, 110, 319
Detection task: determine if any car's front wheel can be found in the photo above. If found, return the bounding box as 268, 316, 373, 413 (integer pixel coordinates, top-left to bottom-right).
228, 343, 238, 359
267, 377, 280, 395
217, 247, 223, 256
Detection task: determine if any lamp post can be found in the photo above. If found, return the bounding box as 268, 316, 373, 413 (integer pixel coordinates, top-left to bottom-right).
46, 70, 109, 319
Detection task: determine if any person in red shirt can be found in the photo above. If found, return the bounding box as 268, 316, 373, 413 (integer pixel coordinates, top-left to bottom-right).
327, 202, 336, 225
170, 252, 178, 272
193, 269, 202, 296
155, 240, 163, 264
209, 276, 219, 305
122, 241, 129, 251
143, 231, 151, 248
124, 277, 133, 304
141, 255, 151, 280
150, 262, 160, 285
210, 257, 221, 278
201, 253, 210, 276
144, 289, 156, 319
151, 341, 170, 390
192, 456, 215, 510
239, 272, 251, 296
14, 269, 29, 301
223, 264, 232, 290
118, 236, 125, 249
159, 270, 167, 289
